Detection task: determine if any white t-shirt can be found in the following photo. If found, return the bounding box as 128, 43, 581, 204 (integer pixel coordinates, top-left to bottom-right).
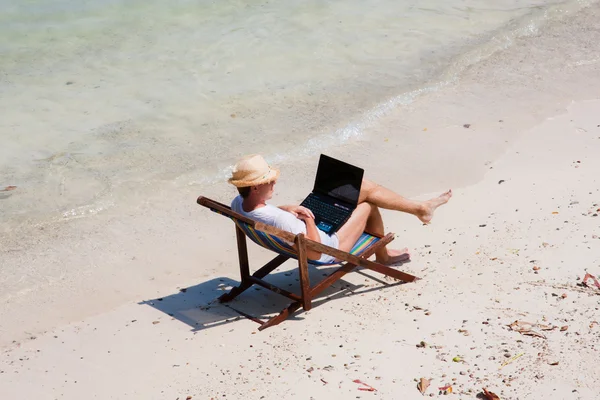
231, 196, 338, 263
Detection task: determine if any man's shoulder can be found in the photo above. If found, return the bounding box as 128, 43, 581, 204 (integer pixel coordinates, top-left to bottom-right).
231, 195, 243, 210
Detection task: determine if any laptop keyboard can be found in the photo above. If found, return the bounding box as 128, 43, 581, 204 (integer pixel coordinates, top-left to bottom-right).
302, 196, 349, 224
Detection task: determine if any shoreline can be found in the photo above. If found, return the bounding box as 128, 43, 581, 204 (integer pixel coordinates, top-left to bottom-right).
2, 0, 600, 359
1, 0, 595, 233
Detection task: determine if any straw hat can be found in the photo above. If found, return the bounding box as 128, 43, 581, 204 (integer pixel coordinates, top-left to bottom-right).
228, 154, 280, 187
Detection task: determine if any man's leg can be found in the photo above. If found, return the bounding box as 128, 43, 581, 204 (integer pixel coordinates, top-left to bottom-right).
337, 203, 409, 265
358, 179, 451, 224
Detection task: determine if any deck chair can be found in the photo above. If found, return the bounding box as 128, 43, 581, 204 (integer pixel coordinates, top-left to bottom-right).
197, 196, 419, 331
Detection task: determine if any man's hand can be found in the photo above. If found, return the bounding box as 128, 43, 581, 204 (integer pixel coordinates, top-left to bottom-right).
280, 205, 315, 220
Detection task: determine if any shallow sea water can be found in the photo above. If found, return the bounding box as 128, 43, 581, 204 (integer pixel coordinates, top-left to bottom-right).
0, 0, 591, 230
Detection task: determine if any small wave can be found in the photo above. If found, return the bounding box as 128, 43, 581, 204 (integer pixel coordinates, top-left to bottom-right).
204, 0, 599, 177
60, 198, 115, 221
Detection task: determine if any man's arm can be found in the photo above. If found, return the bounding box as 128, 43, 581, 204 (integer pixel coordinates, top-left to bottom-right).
295, 211, 322, 260
278, 205, 315, 219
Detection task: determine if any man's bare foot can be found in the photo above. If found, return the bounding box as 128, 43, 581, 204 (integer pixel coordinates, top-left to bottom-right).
418, 189, 452, 224
376, 247, 410, 265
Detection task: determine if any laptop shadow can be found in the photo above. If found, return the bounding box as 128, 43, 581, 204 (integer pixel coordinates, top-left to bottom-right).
139, 265, 407, 332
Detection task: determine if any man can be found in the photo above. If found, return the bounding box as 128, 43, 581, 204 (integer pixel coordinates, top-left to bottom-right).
230, 154, 452, 263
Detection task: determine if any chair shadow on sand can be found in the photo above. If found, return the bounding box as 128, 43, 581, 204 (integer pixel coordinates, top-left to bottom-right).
139, 263, 409, 332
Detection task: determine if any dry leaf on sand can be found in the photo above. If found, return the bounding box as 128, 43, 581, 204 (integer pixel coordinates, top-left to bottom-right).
482, 387, 501, 400
417, 378, 430, 395
507, 320, 546, 339
582, 273, 600, 290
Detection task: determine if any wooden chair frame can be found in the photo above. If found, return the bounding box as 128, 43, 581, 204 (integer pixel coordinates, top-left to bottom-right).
197, 196, 419, 330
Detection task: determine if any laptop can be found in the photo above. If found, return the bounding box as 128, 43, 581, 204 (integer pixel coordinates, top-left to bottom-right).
300, 154, 364, 234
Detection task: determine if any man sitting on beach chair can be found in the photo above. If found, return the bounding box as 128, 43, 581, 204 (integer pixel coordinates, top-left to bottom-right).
229, 154, 452, 263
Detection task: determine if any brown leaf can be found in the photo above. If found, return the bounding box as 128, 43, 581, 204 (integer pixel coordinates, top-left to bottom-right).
152, 321, 160, 325
521, 330, 546, 339
417, 377, 430, 395
507, 320, 546, 339
582, 273, 600, 289
549, 361, 559, 366
482, 387, 501, 400
560, 325, 568, 331
539, 324, 555, 331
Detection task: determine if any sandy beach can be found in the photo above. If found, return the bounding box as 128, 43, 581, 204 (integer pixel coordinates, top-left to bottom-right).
2, 2, 600, 400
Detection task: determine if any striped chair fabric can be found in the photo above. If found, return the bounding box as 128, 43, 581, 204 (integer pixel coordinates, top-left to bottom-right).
213, 209, 379, 265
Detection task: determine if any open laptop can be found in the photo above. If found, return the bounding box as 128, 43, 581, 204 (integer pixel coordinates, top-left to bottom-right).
300, 154, 364, 234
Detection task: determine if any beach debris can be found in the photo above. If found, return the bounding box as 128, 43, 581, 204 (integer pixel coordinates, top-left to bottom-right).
353, 379, 377, 392
152, 321, 160, 325
482, 388, 501, 400
458, 329, 470, 336
549, 361, 559, 366
417, 377, 431, 395
423, 128, 428, 131
66, 81, 74, 85
179, 288, 187, 293
463, 124, 471, 128
532, 266, 540, 271
590, 321, 598, 329
560, 325, 568, 331
320, 378, 328, 385
306, 367, 314, 373
582, 273, 600, 290
498, 180, 505, 184
508, 321, 547, 338
552, 211, 559, 214
438, 384, 452, 395
499, 352, 524, 369
322, 365, 334, 371
452, 356, 462, 363
1, 186, 17, 192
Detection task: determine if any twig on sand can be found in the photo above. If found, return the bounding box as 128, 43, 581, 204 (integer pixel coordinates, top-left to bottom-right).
499, 352, 524, 369
525, 280, 600, 295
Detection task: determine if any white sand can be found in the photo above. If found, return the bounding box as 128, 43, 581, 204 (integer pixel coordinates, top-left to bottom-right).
2, 99, 599, 399
2, 4, 600, 400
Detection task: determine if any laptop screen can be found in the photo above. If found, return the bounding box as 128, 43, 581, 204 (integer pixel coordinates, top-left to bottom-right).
313, 154, 364, 206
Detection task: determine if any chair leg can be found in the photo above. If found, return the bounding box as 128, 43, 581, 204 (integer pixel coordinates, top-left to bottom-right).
219, 227, 252, 303
219, 254, 290, 303
295, 234, 312, 311
235, 226, 251, 283
218, 284, 251, 303
258, 301, 303, 331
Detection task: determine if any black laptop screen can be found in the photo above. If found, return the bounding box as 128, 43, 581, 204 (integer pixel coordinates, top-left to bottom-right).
313, 155, 364, 205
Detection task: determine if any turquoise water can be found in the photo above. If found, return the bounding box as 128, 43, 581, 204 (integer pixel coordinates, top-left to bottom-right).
0, 0, 588, 229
